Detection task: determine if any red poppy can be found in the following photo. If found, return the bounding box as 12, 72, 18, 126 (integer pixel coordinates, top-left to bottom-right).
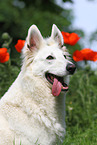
15, 39, 25, 53
73, 48, 97, 62
0, 48, 10, 63
62, 32, 80, 46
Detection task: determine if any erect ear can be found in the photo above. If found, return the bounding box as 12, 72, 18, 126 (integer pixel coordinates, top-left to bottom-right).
51, 24, 64, 46
26, 25, 43, 51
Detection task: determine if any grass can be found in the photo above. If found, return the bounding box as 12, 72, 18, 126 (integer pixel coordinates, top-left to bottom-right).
63, 68, 97, 145
0, 63, 97, 145
13, 139, 22, 145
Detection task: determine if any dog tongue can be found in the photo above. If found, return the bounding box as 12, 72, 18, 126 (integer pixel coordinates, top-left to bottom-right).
52, 78, 62, 96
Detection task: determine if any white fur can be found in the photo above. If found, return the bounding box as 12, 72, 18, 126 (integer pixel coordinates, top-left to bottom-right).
0, 24, 73, 145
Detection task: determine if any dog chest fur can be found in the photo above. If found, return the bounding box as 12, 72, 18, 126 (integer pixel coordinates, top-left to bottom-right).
0, 71, 66, 145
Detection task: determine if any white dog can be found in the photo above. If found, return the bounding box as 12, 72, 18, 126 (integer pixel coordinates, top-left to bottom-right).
0, 24, 76, 145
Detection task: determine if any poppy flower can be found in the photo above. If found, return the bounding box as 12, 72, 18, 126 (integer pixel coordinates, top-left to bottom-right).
15, 39, 25, 53
0, 48, 10, 63
62, 32, 80, 46
73, 48, 97, 62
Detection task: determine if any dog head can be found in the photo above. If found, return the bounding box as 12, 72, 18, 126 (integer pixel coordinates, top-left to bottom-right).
22, 24, 76, 96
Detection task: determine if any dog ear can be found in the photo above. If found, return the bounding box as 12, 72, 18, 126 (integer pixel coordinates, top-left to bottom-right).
51, 24, 64, 47
26, 25, 43, 51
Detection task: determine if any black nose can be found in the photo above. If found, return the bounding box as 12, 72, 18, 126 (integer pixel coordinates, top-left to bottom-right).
66, 63, 76, 74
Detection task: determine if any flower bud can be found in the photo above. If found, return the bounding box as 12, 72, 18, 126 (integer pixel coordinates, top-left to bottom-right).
2, 32, 10, 41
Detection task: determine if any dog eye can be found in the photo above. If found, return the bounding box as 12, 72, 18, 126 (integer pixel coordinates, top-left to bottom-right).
64, 55, 66, 59
46, 55, 55, 60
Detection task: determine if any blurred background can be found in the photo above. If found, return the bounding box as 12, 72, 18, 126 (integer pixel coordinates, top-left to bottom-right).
0, 0, 97, 144
1, 0, 97, 67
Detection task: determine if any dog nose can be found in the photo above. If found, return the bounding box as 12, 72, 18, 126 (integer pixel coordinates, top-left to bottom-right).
66, 63, 76, 74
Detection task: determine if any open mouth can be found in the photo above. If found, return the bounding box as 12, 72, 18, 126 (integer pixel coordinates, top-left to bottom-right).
45, 73, 68, 96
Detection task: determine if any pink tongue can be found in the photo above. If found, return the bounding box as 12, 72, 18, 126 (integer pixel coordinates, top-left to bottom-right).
52, 78, 62, 96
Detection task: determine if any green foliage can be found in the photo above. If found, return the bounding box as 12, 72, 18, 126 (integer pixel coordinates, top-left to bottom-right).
63, 68, 97, 144
0, 0, 72, 41
0, 63, 20, 97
